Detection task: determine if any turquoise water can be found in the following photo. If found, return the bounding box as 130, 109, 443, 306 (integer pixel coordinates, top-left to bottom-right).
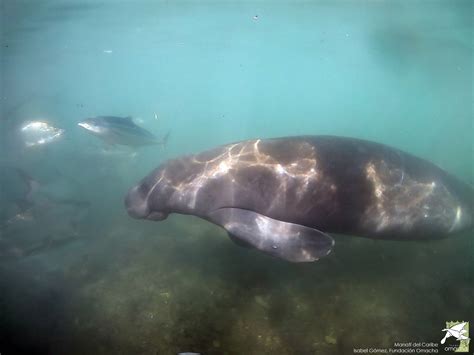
1, 1, 472, 354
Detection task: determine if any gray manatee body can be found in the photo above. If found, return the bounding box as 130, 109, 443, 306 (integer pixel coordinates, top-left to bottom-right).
125, 136, 473, 262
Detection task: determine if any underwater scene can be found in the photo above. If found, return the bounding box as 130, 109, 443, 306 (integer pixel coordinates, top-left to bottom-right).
1, 1, 473, 354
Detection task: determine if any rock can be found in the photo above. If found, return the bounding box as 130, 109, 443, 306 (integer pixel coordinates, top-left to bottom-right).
254, 295, 270, 309
325, 335, 337, 345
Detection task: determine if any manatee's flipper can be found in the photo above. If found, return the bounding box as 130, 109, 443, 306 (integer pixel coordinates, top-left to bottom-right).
208, 208, 334, 262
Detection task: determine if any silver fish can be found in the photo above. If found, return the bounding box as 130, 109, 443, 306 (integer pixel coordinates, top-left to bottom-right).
20, 121, 65, 147
78, 116, 168, 147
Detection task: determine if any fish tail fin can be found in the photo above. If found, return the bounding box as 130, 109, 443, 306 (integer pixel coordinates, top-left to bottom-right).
159, 131, 170, 148
14, 168, 40, 201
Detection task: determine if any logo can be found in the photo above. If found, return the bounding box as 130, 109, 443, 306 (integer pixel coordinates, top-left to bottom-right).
441, 321, 470, 352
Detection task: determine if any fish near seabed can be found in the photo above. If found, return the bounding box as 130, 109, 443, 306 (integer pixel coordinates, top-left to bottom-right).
78, 116, 168, 147
125, 136, 473, 262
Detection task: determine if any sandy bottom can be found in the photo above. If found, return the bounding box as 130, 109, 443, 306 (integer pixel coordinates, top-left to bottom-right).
0, 215, 472, 355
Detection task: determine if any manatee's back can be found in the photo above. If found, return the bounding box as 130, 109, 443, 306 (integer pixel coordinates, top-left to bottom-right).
305, 136, 473, 239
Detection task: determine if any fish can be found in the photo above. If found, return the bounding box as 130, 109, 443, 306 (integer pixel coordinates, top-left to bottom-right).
0, 167, 91, 258
0, 167, 40, 223
78, 116, 168, 147
20, 121, 65, 148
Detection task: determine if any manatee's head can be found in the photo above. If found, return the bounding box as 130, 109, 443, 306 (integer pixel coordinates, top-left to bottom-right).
125, 157, 205, 221
125, 166, 171, 221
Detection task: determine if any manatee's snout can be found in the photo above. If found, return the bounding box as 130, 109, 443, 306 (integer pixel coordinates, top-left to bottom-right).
125, 185, 149, 219
125, 185, 168, 221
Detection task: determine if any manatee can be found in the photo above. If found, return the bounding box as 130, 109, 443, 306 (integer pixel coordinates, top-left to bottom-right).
125, 136, 473, 262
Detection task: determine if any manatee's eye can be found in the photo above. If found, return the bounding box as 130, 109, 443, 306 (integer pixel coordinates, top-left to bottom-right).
137, 180, 152, 198
125, 166, 171, 220
138, 167, 165, 196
